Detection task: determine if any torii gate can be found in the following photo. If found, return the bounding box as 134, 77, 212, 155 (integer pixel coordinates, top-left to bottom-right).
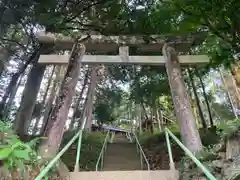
37, 32, 208, 65
37, 32, 208, 154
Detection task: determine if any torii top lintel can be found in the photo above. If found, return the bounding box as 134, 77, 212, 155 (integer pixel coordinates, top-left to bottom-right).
36, 32, 206, 55
36, 32, 209, 65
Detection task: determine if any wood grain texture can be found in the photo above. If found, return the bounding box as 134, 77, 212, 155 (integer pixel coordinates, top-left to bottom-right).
36, 31, 206, 54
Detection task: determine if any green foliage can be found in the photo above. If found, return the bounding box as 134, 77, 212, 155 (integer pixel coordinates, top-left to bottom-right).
0, 121, 40, 172
94, 103, 115, 124
158, 95, 174, 115
129, 66, 170, 102
138, 127, 220, 176
195, 35, 234, 69
94, 85, 124, 124
61, 131, 106, 171
217, 118, 240, 139
166, 122, 180, 133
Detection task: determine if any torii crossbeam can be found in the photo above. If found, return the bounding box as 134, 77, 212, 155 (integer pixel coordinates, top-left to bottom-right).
36, 32, 209, 65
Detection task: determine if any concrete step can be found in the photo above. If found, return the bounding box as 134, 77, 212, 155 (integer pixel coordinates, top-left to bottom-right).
112, 134, 129, 143
70, 170, 179, 180
103, 143, 141, 170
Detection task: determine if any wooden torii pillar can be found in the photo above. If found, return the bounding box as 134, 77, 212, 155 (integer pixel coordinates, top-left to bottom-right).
162, 44, 203, 152
39, 42, 86, 159
36, 32, 209, 153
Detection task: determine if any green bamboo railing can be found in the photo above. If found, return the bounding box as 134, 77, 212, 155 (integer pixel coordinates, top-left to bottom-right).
34, 117, 87, 180
165, 127, 217, 180
95, 131, 110, 171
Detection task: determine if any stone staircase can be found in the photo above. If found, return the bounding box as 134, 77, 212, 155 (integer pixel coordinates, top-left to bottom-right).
69, 133, 179, 180
103, 133, 141, 171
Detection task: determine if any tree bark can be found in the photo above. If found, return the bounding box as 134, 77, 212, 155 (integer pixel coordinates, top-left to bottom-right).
195, 68, 214, 127
223, 70, 240, 109
32, 66, 56, 135
42, 66, 56, 104
158, 108, 164, 130
14, 62, 46, 139
2, 74, 24, 119
150, 107, 154, 133
155, 104, 162, 132
136, 104, 142, 133
141, 103, 148, 120
231, 60, 240, 88
186, 78, 199, 122
39, 43, 85, 158
187, 68, 207, 128
162, 44, 202, 152
83, 65, 98, 131
0, 48, 39, 118
69, 69, 89, 130
40, 66, 65, 135
0, 47, 10, 77
15, 64, 46, 137
219, 68, 238, 118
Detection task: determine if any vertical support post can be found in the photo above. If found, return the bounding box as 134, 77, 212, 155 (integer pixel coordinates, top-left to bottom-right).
162, 43, 202, 153
74, 117, 87, 172
159, 109, 164, 130
119, 46, 129, 63
136, 140, 139, 153
165, 130, 175, 170
140, 153, 143, 169
156, 110, 162, 132
110, 132, 115, 143
74, 131, 83, 172
136, 104, 142, 134
127, 132, 132, 142
101, 152, 104, 170
219, 67, 238, 118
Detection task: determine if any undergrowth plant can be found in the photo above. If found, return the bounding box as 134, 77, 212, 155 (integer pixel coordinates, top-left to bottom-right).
0, 120, 40, 175
216, 118, 240, 139
61, 131, 106, 171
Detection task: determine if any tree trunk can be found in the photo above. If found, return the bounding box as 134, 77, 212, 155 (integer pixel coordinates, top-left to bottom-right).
69, 69, 89, 130
188, 68, 207, 128
0, 47, 10, 77
42, 66, 56, 104
32, 66, 56, 135
0, 48, 39, 118
223, 70, 240, 109
39, 44, 85, 158
158, 108, 164, 130
40, 66, 66, 135
155, 105, 162, 132
226, 133, 240, 160
136, 104, 142, 133
150, 107, 154, 133
14, 62, 46, 139
0, 73, 19, 115
219, 68, 238, 118
83, 65, 98, 131
186, 79, 199, 123
231, 60, 240, 88
141, 103, 148, 120
162, 44, 202, 153
195, 68, 214, 127
2, 74, 24, 118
